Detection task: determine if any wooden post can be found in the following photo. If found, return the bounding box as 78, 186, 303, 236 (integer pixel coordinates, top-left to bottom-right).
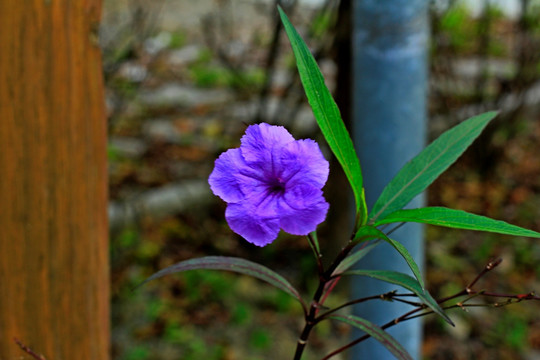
0, 1, 109, 359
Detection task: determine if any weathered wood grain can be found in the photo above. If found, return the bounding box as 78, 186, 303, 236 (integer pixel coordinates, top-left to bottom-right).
0, 1, 109, 359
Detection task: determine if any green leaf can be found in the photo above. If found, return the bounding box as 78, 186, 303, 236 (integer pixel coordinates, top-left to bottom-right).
139, 256, 306, 311
328, 314, 413, 360
343, 270, 454, 326
350, 226, 425, 290
332, 240, 381, 276
278, 7, 368, 226
375, 207, 540, 238
369, 111, 498, 223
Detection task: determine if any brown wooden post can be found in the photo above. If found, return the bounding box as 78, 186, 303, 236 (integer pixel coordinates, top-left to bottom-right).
0, 1, 109, 359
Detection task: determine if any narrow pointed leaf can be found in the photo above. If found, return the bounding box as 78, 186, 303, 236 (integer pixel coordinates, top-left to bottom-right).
332, 240, 381, 276
278, 7, 368, 225
328, 314, 413, 360
140, 256, 306, 310
351, 226, 424, 290
369, 111, 498, 223
375, 207, 540, 238
343, 270, 453, 326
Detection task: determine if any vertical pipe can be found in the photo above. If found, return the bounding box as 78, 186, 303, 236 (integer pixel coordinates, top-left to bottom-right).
351, 1, 429, 359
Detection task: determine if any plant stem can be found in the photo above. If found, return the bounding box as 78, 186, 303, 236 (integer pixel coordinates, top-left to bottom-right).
293, 280, 327, 360
307, 233, 324, 277
293, 237, 360, 359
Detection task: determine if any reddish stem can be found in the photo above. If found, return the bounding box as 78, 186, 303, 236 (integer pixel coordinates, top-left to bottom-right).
14, 338, 47, 360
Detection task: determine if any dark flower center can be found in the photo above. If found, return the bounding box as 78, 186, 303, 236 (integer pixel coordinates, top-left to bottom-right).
268, 178, 286, 194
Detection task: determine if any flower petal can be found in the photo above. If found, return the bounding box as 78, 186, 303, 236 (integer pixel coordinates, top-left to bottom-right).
280, 139, 329, 189
240, 123, 295, 168
209, 148, 268, 203
278, 184, 329, 235
208, 148, 246, 203
225, 202, 280, 246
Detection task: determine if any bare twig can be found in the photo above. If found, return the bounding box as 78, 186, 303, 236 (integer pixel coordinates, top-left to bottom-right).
308, 232, 325, 277
467, 257, 503, 291
317, 291, 399, 320
320, 257, 537, 360
14, 338, 47, 360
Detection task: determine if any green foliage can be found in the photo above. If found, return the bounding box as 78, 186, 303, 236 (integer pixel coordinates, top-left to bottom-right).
471, 234, 498, 264
189, 63, 265, 90
438, 4, 476, 53
369, 111, 498, 223
511, 237, 540, 274
111, 227, 141, 268
266, 289, 296, 313
351, 226, 425, 290
189, 64, 228, 88
141, 256, 306, 310
188, 47, 264, 90
165, 324, 225, 360
487, 41, 507, 57
279, 6, 368, 226
484, 5, 506, 24
123, 345, 150, 360
117, 228, 140, 249
231, 303, 251, 325
107, 144, 122, 162
435, 4, 508, 56
168, 31, 187, 49
343, 270, 452, 326
524, 4, 540, 34
144, 298, 165, 321
163, 321, 185, 344
249, 329, 271, 350
187, 49, 225, 87
109, 76, 139, 98
230, 68, 266, 91
375, 207, 540, 238
183, 271, 236, 303
311, 11, 333, 39
486, 312, 529, 351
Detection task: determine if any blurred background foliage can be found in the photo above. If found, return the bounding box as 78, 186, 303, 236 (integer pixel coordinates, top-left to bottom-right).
101, 0, 540, 359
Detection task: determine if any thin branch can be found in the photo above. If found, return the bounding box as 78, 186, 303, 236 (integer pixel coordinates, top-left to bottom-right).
384, 222, 407, 236
436, 257, 503, 304
466, 258, 502, 291
14, 338, 47, 360
402, 295, 526, 322
308, 233, 325, 277
317, 291, 399, 320
293, 228, 360, 359
318, 276, 340, 310
319, 257, 532, 360
479, 291, 539, 300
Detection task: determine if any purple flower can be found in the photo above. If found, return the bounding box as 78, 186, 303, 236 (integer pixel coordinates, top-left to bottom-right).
209, 123, 330, 246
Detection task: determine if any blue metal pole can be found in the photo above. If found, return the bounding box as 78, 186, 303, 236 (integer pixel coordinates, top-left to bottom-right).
351, 1, 429, 359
